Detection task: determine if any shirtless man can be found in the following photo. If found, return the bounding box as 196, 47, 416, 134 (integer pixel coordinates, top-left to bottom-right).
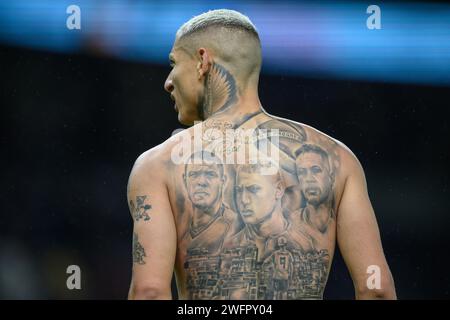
127, 9, 396, 300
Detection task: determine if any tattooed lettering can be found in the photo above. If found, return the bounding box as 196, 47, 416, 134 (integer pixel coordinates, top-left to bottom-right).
172, 121, 281, 168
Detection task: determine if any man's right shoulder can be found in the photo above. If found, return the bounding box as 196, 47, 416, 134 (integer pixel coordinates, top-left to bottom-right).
129, 127, 196, 181
131, 144, 165, 173
133, 128, 191, 165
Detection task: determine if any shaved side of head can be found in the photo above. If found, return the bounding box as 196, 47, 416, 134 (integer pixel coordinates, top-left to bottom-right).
175, 9, 262, 88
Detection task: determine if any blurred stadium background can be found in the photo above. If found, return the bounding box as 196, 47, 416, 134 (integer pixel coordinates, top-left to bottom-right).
1, 0, 450, 299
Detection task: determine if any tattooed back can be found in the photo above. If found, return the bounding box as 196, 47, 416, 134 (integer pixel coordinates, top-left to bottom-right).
128, 9, 396, 301
140, 111, 347, 300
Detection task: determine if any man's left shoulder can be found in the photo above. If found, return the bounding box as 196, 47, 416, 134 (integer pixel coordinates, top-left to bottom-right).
297, 121, 362, 175
267, 115, 345, 153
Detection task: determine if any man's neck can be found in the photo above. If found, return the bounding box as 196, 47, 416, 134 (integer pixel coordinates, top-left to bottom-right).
201, 62, 262, 121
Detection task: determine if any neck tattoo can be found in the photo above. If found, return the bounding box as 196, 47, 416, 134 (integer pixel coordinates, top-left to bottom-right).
202, 63, 237, 118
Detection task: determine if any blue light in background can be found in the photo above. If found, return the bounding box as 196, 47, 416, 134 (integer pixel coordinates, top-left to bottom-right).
0, 0, 449, 86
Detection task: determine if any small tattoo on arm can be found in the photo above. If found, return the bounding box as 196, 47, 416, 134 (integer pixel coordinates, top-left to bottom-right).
133, 232, 147, 265
130, 195, 152, 222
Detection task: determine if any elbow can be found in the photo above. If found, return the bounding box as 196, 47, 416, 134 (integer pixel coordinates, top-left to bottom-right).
356, 274, 397, 300
356, 287, 396, 300
129, 283, 172, 300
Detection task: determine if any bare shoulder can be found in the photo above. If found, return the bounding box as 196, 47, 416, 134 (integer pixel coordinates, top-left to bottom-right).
128, 134, 180, 186
304, 121, 363, 177
269, 114, 364, 186
129, 144, 164, 175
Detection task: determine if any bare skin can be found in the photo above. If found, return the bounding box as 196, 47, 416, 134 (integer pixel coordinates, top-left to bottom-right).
127, 33, 396, 300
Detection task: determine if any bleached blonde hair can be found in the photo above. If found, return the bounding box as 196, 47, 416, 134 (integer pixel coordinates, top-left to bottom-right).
176, 9, 259, 40
175, 9, 262, 84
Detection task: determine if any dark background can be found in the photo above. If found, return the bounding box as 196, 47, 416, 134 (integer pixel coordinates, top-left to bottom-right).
1, 44, 449, 299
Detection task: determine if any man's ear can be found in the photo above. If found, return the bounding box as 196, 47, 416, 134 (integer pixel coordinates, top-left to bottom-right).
197, 48, 212, 79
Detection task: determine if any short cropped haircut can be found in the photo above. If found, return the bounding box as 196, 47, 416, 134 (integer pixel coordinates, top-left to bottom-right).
176, 10, 262, 79
176, 9, 259, 41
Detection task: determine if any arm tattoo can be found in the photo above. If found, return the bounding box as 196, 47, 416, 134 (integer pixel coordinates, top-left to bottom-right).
130, 195, 152, 222
133, 232, 147, 265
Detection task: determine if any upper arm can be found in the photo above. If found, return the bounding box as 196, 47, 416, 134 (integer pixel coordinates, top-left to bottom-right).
127, 150, 177, 300
336, 147, 396, 299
